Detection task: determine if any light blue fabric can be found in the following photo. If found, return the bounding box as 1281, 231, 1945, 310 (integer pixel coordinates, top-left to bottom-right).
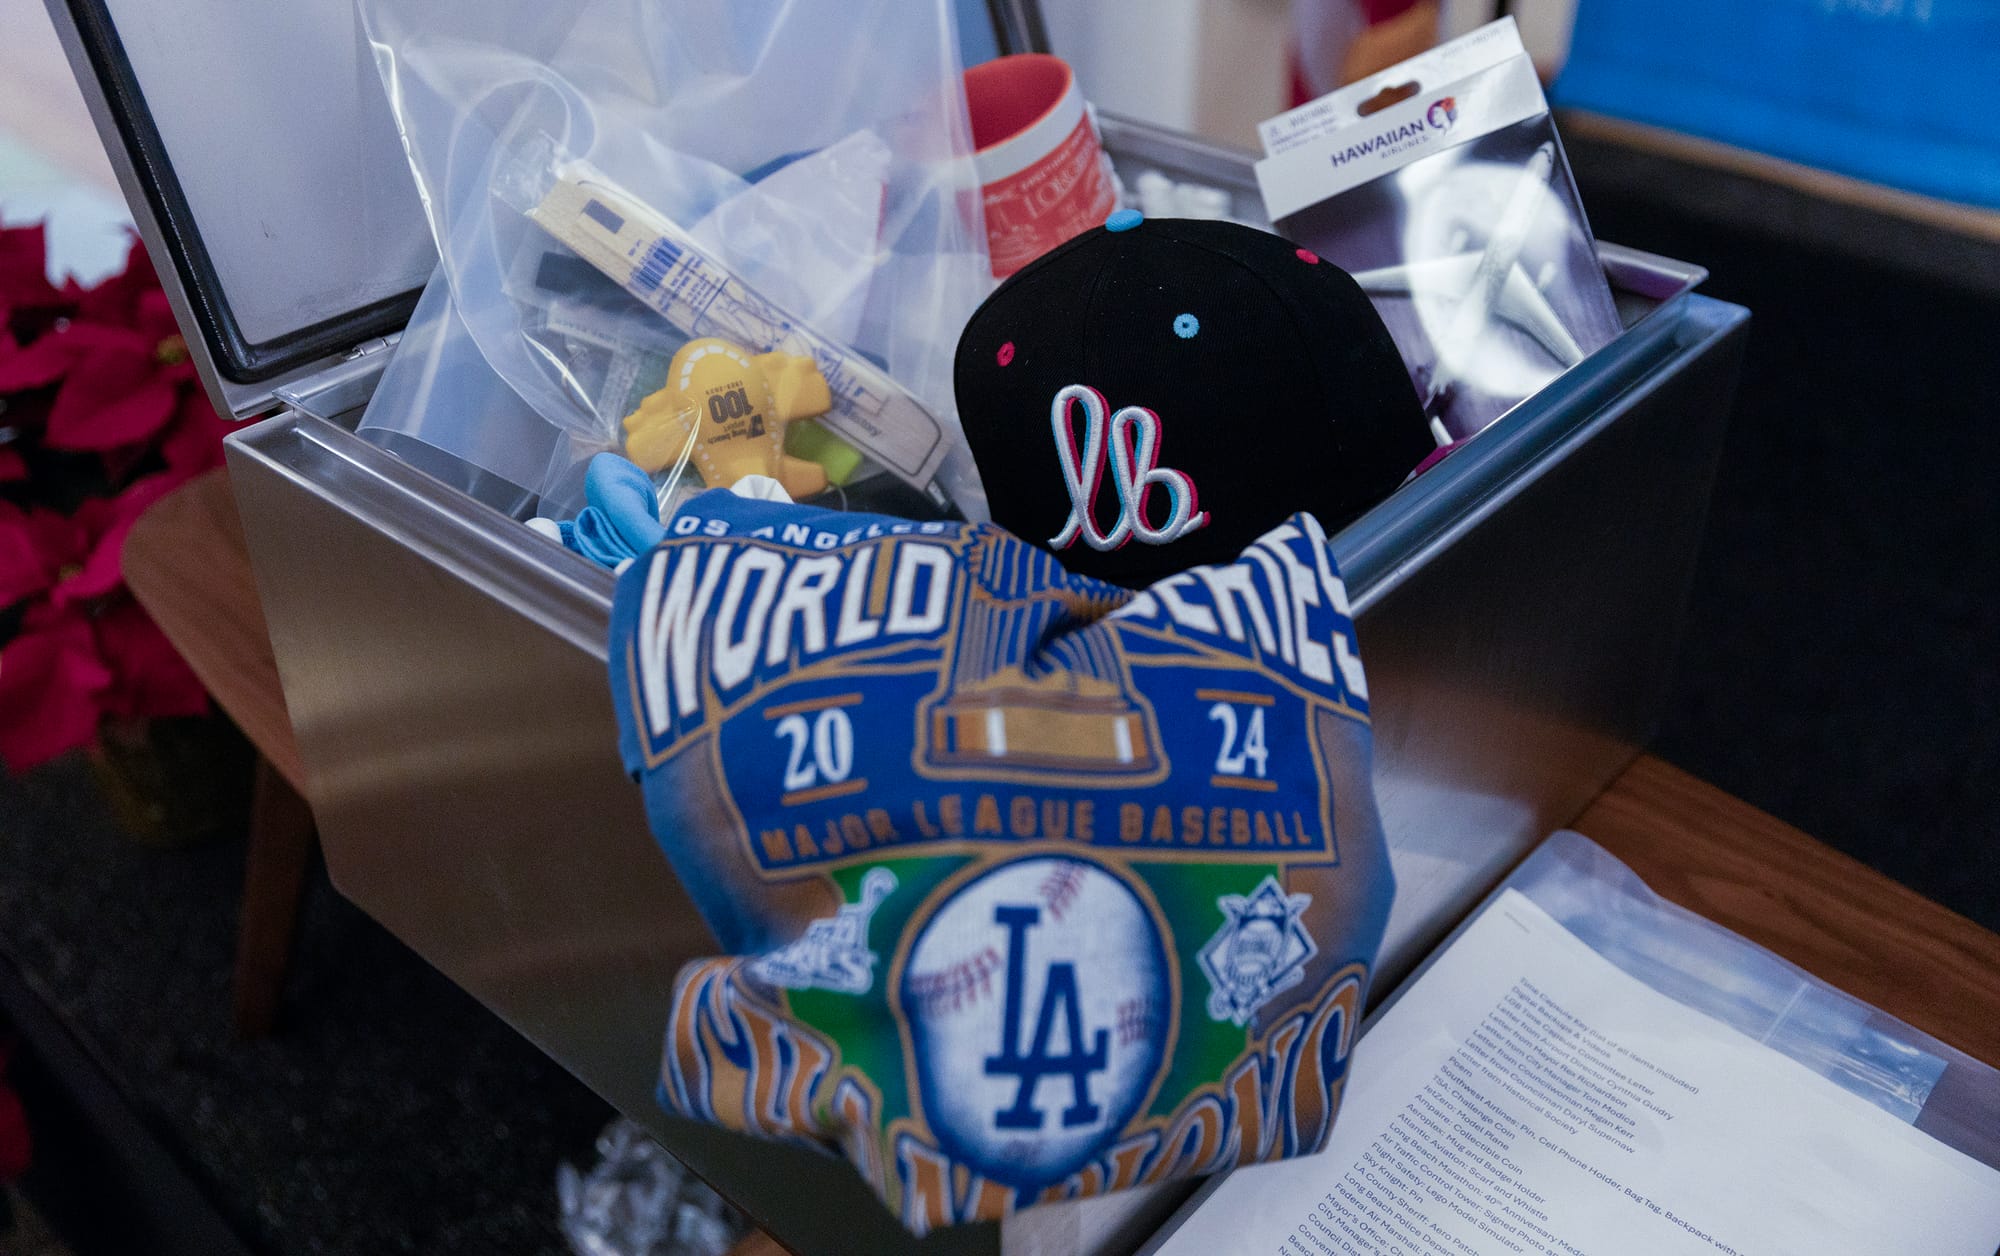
549, 453, 667, 568
567, 508, 633, 567
1554, 0, 2000, 208
586, 452, 668, 554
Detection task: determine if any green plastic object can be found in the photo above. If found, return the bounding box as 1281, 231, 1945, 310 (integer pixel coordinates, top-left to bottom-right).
785, 418, 867, 486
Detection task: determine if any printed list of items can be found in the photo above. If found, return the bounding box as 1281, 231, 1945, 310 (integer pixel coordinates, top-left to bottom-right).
1282, 978, 1744, 1256
1157, 888, 2000, 1256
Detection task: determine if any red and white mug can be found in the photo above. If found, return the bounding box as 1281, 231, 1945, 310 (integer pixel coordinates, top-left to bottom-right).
964, 54, 1120, 278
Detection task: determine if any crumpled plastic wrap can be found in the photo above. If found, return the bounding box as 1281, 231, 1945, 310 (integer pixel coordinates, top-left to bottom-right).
557, 1119, 744, 1256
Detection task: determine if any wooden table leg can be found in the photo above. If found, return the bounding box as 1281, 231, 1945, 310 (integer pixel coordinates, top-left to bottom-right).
230, 755, 317, 1038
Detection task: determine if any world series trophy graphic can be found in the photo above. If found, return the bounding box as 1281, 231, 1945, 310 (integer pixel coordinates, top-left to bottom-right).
920, 534, 1158, 778
751, 868, 898, 994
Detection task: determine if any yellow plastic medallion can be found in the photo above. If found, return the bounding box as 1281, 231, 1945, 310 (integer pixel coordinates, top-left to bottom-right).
623, 338, 833, 498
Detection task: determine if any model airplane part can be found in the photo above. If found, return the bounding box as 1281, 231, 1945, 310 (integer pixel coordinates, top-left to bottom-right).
624, 338, 832, 501
1412, 141, 1558, 440
525, 161, 951, 500
1350, 251, 1585, 370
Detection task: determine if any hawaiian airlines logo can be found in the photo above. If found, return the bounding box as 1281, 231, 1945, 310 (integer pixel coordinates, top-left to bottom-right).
1426, 96, 1457, 131
1049, 384, 1209, 552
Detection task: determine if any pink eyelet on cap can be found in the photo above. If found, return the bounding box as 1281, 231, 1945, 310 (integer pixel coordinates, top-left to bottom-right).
1295, 248, 1320, 264
997, 342, 1016, 366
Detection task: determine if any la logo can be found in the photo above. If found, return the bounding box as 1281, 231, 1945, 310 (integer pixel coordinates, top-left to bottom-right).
983, 903, 1108, 1130
1049, 384, 1209, 552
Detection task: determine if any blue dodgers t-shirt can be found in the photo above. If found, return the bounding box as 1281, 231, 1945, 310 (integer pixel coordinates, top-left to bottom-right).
608, 489, 1394, 1232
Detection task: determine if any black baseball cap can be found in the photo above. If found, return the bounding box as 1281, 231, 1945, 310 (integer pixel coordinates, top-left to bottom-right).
954, 211, 1429, 587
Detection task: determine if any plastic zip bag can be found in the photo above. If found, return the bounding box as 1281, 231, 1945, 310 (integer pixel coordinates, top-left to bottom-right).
1418, 830, 1998, 1165
357, 0, 993, 519
358, 266, 575, 515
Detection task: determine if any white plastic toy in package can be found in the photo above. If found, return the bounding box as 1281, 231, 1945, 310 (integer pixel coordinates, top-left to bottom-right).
1255, 19, 1623, 445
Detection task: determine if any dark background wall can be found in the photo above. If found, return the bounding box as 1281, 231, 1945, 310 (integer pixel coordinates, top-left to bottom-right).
1571, 134, 2000, 935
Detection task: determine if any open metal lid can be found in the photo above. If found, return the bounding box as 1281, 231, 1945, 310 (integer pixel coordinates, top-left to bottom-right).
44, 0, 438, 418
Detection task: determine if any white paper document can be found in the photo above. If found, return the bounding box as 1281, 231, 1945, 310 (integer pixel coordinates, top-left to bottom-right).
1155, 889, 2000, 1256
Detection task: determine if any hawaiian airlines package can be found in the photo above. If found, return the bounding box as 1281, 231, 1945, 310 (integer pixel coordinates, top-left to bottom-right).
606, 489, 1395, 1232
1256, 19, 1623, 444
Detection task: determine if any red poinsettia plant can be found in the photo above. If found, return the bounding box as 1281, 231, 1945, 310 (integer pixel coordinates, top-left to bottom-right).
0, 222, 229, 771
0, 1040, 25, 1187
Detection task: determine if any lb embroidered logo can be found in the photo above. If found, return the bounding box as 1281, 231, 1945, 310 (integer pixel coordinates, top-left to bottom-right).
1049, 384, 1209, 552
1199, 876, 1316, 1026
900, 856, 1170, 1184
751, 867, 897, 994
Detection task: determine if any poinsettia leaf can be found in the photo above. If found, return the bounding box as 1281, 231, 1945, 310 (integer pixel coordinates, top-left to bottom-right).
0, 330, 83, 392
94, 440, 156, 490
50, 474, 178, 608
0, 508, 90, 608
44, 346, 179, 451
71, 235, 155, 326
0, 1070, 28, 1179
72, 237, 147, 325
135, 288, 181, 343
0, 321, 152, 397
26, 509, 90, 569
45, 322, 150, 354
0, 224, 61, 312
0, 223, 48, 271
96, 596, 209, 720
0, 611, 113, 770
117, 234, 154, 290
70, 378, 180, 451
0, 504, 53, 607
0, 222, 44, 269
160, 389, 231, 476
0, 1035, 29, 1178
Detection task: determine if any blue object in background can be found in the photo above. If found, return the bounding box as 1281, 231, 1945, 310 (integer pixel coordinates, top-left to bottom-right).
1554, 0, 2000, 209
956, 0, 999, 66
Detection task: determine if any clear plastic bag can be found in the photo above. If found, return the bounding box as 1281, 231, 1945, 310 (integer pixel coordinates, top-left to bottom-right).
557, 1119, 745, 1256
1138, 828, 2000, 1255
358, 265, 578, 516
357, 0, 993, 519
1430, 830, 1999, 1167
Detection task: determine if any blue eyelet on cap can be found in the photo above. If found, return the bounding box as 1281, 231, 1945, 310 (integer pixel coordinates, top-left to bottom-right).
1173, 313, 1200, 339
1105, 208, 1143, 232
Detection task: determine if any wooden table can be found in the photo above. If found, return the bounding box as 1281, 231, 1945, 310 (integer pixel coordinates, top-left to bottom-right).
1576, 754, 2000, 1068
122, 467, 314, 1037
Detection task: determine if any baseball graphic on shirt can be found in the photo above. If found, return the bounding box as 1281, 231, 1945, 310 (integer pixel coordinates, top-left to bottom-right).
901, 855, 1171, 1186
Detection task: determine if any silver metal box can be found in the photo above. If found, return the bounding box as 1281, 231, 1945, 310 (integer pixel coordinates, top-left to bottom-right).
49, 3, 1745, 1252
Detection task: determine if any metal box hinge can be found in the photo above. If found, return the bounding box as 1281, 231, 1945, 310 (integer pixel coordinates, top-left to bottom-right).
272, 332, 401, 422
